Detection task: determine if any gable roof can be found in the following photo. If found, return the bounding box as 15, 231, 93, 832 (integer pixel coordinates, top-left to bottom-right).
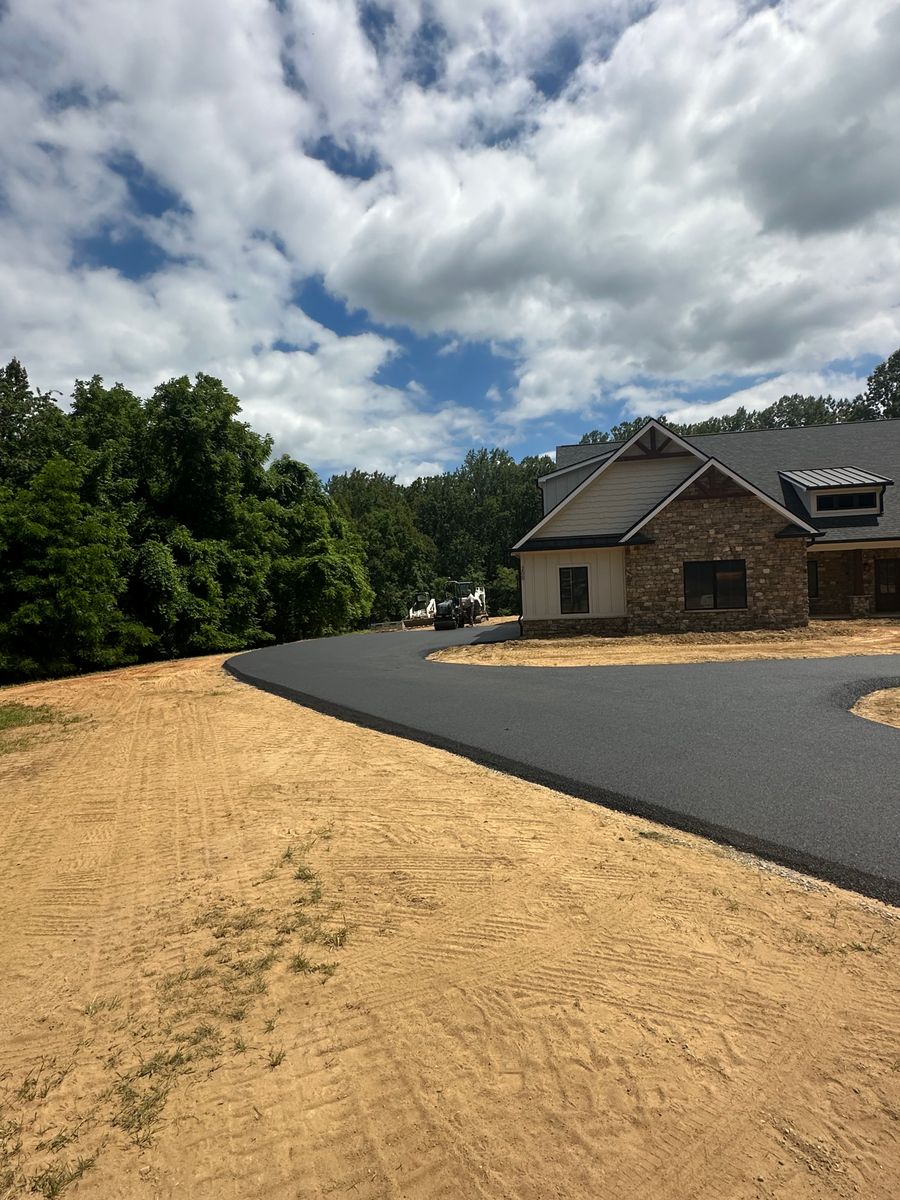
619, 457, 819, 542
549, 418, 900, 546
513, 419, 705, 551
537, 448, 616, 484
685, 420, 900, 544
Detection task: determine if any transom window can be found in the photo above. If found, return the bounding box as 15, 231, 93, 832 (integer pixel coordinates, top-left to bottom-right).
814, 491, 878, 513
683, 560, 747, 611
559, 565, 589, 614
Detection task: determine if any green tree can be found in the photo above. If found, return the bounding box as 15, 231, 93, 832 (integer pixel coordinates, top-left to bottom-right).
861, 348, 900, 418
489, 564, 520, 615
0, 358, 70, 487
142, 374, 271, 540
269, 459, 373, 639
0, 457, 151, 680
329, 470, 436, 621
69, 375, 146, 510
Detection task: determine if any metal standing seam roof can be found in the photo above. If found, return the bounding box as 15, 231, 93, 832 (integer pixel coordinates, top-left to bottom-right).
779, 467, 894, 489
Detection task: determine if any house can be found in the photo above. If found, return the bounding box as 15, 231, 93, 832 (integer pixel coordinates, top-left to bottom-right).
512, 418, 900, 637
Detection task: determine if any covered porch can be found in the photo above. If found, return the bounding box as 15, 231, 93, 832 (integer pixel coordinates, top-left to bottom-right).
808, 543, 900, 616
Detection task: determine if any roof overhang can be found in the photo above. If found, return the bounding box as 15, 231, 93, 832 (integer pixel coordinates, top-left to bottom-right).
537, 449, 617, 484
514, 534, 650, 553
513, 420, 706, 551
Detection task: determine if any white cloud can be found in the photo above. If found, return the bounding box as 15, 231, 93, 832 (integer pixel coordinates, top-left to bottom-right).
660, 369, 872, 427
0, 0, 898, 474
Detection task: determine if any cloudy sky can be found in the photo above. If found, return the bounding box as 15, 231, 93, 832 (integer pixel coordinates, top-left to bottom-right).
2, 0, 899, 479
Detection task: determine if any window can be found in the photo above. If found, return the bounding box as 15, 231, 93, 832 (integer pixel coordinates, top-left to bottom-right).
683, 560, 747, 610
807, 559, 819, 599
559, 565, 589, 614
814, 491, 878, 513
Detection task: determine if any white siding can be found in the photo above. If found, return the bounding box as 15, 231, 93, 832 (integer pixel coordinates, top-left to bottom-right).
540, 457, 698, 537
520, 548, 626, 619
541, 461, 601, 513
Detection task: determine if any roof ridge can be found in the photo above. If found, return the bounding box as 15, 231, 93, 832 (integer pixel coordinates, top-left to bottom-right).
555, 415, 900, 452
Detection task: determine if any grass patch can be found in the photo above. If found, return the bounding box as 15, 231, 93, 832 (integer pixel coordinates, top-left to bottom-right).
0, 703, 74, 755
266, 1047, 286, 1070
0, 825, 343, 1190
0, 703, 59, 733
82, 995, 121, 1017
27, 1154, 97, 1199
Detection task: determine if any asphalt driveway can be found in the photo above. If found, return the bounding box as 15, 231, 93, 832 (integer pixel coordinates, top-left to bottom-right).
226, 624, 900, 904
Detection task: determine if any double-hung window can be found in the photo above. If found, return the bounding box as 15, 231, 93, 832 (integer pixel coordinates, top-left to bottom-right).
683, 559, 747, 610
559, 565, 589, 614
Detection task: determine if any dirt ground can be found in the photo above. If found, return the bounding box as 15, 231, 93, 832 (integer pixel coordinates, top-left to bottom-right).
854, 686, 900, 731
431, 617, 900, 667
1, 657, 899, 1200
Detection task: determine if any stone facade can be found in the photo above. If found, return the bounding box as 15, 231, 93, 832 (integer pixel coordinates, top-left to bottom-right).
809, 547, 900, 616
809, 550, 853, 616
520, 616, 627, 639
623, 483, 809, 634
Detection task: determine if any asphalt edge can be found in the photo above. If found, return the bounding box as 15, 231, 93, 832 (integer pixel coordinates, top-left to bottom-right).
224, 654, 900, 909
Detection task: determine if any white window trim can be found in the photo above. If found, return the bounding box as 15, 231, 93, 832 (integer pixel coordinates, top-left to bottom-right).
810, 486, 883, 516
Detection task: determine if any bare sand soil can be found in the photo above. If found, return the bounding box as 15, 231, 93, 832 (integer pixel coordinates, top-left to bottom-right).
431, 618, 900, 667
854, 686, 900, 731
1, 656, 898, 1200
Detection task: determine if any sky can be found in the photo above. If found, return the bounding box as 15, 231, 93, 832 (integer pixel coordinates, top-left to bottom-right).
2, 0, 899, 482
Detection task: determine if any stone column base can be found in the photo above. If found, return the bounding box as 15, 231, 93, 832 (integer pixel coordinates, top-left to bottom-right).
849, 594, 870, 617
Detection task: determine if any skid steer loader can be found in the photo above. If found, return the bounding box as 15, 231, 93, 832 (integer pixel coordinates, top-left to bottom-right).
433, 581, 488, 630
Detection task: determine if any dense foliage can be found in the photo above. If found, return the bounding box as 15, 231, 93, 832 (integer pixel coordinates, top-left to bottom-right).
0, 364, 372, 681
2, 348, 898, 680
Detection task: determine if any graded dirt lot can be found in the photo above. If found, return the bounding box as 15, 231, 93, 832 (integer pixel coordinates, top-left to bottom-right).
431, 617, 900, 667
1, 657, 899, 1200
854, 685, 900, 731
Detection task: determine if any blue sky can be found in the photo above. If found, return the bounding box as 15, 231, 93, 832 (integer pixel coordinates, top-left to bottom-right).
2, 0, 899, 480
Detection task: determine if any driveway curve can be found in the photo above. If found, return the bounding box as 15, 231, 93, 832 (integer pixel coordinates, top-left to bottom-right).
226, 625, 900, 905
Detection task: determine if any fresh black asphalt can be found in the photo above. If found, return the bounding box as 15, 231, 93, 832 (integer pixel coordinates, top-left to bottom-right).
226, 625, 900, 905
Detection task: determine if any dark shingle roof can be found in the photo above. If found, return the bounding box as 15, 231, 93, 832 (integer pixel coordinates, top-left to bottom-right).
555, 442, 622, 469
553, 419, 900, 544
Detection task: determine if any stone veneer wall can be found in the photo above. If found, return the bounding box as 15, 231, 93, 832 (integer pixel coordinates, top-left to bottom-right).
624, 489, 809, 633
809, 550, 852, 616
809, 547, 900, 616
520, 617, 627, 639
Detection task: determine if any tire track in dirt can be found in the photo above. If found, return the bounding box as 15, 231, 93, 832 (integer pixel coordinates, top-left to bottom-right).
1, 656, 898, 1200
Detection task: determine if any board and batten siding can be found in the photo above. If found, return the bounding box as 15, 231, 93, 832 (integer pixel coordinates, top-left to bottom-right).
540, 457, 698, 537
520, 548, 626, 619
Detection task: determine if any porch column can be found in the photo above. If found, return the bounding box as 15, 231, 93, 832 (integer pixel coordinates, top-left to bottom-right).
850, 549, 869, 616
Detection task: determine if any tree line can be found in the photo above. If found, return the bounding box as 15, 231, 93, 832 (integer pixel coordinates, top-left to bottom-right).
578, 349, 900, 444
1, 348, 898, 681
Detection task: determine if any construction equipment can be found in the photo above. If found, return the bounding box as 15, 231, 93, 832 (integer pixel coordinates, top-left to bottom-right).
406, 593, 437, 628
434, 581, 488, 630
